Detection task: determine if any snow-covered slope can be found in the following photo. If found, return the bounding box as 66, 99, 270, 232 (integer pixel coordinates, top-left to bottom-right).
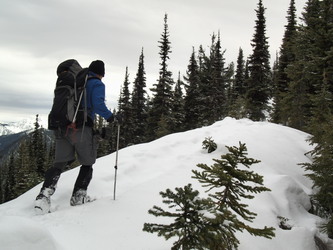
0, 118, 330, 250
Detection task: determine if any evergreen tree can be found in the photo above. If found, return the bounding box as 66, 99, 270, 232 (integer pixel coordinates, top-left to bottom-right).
46, 138, 55, 171
0, 166, 3, 202
144, 142, 275, 249
224, 61, 235, 114
198, 33, 228, 125
169, 72, 185, 133
4, 153, 16, 202
273, 0, 298, 124
229, 48, 247, 118
143, 184, 214, 250
246, 0, 271, 121
31, 114, 46, 179
244, 59, 250, 88
303, 77, 333, 237
192, 142, 275, 246
148, 14, 174, 139
270, 53, 280, 120
209, 32, 228, 121
195, 44, 211, 126
184, 48, 201, 130
118, 67, 133, 147
95, 115, 110, 157
234, 47, 246, 98
15, 139, 38, 197
283, 0, 329, 130
285, 1, 333, 235
131, 49, 148, 144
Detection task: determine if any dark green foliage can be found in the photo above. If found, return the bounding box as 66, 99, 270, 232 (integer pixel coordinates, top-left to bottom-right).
31, 114, 46, 179
143, 184, 241, 250
169, 72, 185, 133
282, 0, 333, 130
15, 139, 39, 196
228, 48, 248, 119
234, 47, 246, 98
3, 153, 16, 201
1, 115, 57, 203
183, 48, 201, 130
302, 78, 333, 237
192, 142, 275, 241
326, 218, 333, 239
272, 0, 298, 124
148, 14, 174, 139
95, 115, 111, 158
294, 0, 333, 238
277, 216, 292, 230
131, 49, 148, 144
196, 34, 229, 125
202, 137, 217, 153
144, 142, 275, 249
118, 67, 133, 147
143, 184, 214, 250
246, 0, 272, 121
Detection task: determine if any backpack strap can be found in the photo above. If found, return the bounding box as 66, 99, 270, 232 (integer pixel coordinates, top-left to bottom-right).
66, 73, 88, 142
72, 74, 89, 124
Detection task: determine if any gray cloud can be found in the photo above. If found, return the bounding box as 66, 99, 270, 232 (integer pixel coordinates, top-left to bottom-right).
0, 0, 307, 122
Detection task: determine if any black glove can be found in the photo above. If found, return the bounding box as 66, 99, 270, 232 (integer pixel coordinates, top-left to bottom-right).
106, 112, 123, 124
101, 127, 112, 139
114, 112, 123, 125
107, 115, 114, 123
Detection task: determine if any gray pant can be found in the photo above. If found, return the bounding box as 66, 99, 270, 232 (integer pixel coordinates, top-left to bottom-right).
54, 127, 98, 165
41, 126, 99, 195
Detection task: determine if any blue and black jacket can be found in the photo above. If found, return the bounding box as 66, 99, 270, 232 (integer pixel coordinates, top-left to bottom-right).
84, 72, 113, 126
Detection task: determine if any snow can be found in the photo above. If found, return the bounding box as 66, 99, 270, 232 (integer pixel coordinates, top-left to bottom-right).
0, 116, 48, 136
0, 117, 42, 136
0, 117, 331, 250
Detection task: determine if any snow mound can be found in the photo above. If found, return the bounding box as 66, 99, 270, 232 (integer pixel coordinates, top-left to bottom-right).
0, 118, 330, 250
0, 216, 60, 250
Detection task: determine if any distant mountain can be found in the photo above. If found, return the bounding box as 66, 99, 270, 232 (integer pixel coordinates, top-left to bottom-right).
0, 117, 50, 164
0, 131, 29, 161
0, 117, 47, 136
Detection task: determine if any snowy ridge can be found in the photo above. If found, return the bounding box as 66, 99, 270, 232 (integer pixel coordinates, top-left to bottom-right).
0, 117, 47, 136
0, 117, 331, 250
0, 118, 35, 136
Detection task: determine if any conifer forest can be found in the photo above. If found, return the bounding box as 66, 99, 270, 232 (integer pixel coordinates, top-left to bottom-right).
1, 0, 333, 240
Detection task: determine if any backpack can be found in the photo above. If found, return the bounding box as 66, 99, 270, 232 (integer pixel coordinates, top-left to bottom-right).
48, 59, 89, 130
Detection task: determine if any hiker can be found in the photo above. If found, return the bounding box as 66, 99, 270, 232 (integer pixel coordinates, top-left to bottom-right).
35, 60, 117, 214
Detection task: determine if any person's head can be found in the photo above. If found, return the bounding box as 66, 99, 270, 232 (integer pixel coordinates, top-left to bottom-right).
89, 60, 105, 78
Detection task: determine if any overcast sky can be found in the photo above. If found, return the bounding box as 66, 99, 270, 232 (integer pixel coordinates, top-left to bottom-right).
0, 0, 307, 123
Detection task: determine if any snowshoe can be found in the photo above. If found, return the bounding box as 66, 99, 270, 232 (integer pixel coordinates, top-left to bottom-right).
70, 189, 92, 206
34, 188, 53, 215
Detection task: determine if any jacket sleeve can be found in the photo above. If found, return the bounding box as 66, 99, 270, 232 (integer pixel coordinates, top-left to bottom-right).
91, 82, 113, 120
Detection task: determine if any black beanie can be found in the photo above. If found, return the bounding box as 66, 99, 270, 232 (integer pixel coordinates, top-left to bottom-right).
89, 60, 105, 76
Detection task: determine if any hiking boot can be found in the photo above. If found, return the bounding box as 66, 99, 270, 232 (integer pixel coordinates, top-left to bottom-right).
34, 188, 54, 215
70, 189, 91, 206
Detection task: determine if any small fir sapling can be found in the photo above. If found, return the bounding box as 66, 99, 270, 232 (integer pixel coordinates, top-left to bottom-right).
143, 142, 275, 249
202, 136, 217, 153
142, 184, 214, 250
192, 142, 275, 243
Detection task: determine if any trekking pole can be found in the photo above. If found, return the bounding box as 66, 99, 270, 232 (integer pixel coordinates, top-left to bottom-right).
113, 124, 120, 200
